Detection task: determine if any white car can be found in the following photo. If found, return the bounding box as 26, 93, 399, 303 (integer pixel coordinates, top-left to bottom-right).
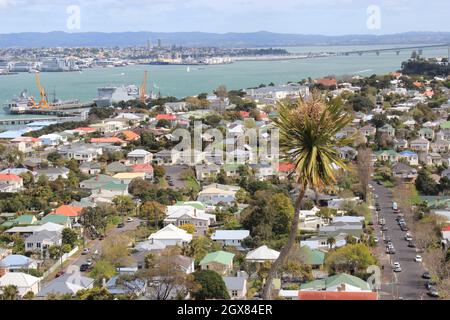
373, 237, 379, 243
393, 262, 400, 268
126, 217, 134, 222
414, 255, 423, 262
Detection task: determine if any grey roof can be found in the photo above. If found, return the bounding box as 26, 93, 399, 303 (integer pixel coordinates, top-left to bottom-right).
223, 276, 246, 291
25, 230, 61, 243
36, 167, 69, 176
37, 273, 94, 297
106, 161, 130, 173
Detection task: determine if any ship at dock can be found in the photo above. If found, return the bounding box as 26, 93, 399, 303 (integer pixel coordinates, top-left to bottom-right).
3, 73, 88, 115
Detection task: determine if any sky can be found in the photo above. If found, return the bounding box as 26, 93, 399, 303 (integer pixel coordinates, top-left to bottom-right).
0, 0, 449, 35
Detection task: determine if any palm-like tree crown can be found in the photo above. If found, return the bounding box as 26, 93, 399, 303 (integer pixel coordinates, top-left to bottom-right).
274, 92, 354, 190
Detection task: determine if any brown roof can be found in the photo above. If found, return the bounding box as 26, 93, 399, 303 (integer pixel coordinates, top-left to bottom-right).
298, 291, 378, 300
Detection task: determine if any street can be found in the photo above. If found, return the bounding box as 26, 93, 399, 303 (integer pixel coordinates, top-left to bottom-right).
41, 217, 141, 285
371, 181, 432, 300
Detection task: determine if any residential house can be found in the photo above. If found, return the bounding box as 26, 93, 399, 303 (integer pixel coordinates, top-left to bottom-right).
40, 214, 71, 228
39, 133, 64, 146
418, 127, 435, 141
409, 138, 430, 152
426, 153, 443, 167
0, 255, 38, 274
58, 144, 102, 163
398, 150, 419, 166
300, 233, 348, 251
245, 245, 280, 263
106, 161, 130, 175
127, 149, 153, 165
0, 272, 41, 298
24, 230, 62, 253
37, 273, 94, 297
299, 273, 372, 292
393, 138, 408, 151
163, 205, 216, 236
360, 125, 376, 137
211, 230, 250, 248
113, 172, 147, 184
89, 181, 129, 203
299, 207, 326, 231
223, 276, 247, 300
148, 224, 192, 246
0, 173, 23, 192
199, 251, 235, 275
79, 175, 119, 190
154, 149, 181, 165
249, 163, 274, 181
298, 246, 325, 269
431, 140, 450, 154
79, 162, 102, 175
392, 163, 418, 181
52, 205, 83, 222
36, 167, 70, 181
10, 137, 41, 153
197, 184, 240, 205
374, 150, 399, 163
130, 163, 154, 180
377, 124, 395, 137
195, 164, 221, 181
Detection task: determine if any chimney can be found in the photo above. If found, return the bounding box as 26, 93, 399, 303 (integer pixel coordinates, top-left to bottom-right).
194, 209, 197, 217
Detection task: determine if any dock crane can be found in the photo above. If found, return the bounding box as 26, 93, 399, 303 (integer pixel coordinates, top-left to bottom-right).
35, 73, 49, 109
140, 70, 148, 104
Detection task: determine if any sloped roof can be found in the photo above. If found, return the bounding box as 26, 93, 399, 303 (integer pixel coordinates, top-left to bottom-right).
54, 205, 83, 217
200, 251, 235, 266
300, 273, 370, 291
245, 245, 280, 262
149, 224, 192, 242
298, 291, 377, 300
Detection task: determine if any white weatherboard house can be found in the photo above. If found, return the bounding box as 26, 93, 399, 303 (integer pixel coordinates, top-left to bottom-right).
211, 230, 250, 248
0, 272, 41, 297
127, 149, 153, 165
148, 224, 193, 246
245, 245, 280, 263
164, 205, 216, 236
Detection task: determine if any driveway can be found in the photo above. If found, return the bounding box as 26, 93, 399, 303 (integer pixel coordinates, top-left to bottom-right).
163, 164, 190, 189
371, 181, 432, 300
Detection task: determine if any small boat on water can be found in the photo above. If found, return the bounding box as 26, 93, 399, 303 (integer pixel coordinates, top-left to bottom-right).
186, 66, 190, 72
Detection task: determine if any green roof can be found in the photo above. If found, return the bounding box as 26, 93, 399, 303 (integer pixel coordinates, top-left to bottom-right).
98, 181, 128, 191
299, 246, 325, 266
14, 215, 36, 225
200, 251, 235, 266
441, 121, 450, 129
375, 149, 398, 156
175, 201, 206, 210
40, 214, 70, 225
223, 163, 242, 171
300, 273, 370, 291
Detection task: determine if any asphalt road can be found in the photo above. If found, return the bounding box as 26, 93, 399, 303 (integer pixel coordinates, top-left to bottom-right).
371, 181, 432, 300
42, 217, 141, 284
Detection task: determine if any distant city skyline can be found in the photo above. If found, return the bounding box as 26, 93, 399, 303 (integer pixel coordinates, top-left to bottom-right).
0, 0, 449, 35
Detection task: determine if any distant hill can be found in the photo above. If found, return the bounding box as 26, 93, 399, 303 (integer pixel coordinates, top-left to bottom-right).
1, 31, 450, 48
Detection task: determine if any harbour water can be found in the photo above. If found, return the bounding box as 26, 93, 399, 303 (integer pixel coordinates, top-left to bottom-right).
0, 45, 448, 120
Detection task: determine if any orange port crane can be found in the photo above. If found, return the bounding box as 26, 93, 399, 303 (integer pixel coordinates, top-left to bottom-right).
140, 70, 148, 104
35, 73, 49, 109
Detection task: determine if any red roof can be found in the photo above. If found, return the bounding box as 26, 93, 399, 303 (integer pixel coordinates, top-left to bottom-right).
90, 137, 124, 144
239, 111, 250, 118
0, 173, 22, 182
121, 130, 140, 141
259, 111, 268, 119
54, 205, 83, 217
130, 163, 153, 173
74, 127, 96, 132
276, 162, 295, 173
315, 77, 337, 87
156, 114, 177, 121
442, 226, 450, 232
298, 291, 378, 300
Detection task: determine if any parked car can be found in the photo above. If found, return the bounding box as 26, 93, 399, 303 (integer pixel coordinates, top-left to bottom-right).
427, 289, 439, 298
384, 236, 392, 243
373, 237, 379, 243
422, 272, 431, 280
55, 271, 65, 278
79, 264, 90, 272
81, 248, 90, 255
394, 266, 402, 272
117, 223, 125, 228
126, 217, 134, 222
86, 258, 93, 266
408, 241, 416, 248
425, 281, 437, 290
405, 234, 413, 241
414, 255, 422, 262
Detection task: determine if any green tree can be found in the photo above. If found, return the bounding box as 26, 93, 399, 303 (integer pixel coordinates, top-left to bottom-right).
62, 228, 78, 248
0, 285, 19, 300
325, 243, 377, 274
262, 92, 354, 299
89, 260, 117, 282
191, 270, 230, 300
186, 236, 221, 264
416, 169, 439, 195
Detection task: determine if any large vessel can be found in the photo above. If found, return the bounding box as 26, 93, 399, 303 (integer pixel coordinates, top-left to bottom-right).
94, 85, 140, 107
4, 90, 82, 114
